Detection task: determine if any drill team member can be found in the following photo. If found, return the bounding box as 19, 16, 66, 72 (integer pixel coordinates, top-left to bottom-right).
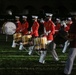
62, 17, 73, 53
64, 16, 76, 75
12, 16, 22, 48
28, 16, 40, 55
39, 13, 59, 64
19, 16, 29, 50
55, 18, 61, 33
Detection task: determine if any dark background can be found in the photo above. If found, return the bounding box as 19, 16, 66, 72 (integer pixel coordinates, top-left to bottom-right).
0, 0, 76, 16
0, 0, 76, 30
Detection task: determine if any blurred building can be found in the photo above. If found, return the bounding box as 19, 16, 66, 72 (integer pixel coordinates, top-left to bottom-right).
0, 0, 76, 16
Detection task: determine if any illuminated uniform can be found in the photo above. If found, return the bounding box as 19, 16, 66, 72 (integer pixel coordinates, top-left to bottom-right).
19, 16, 29, 50
39, 13, 59, 64
55, 18, 61, 34
21, 21, 29, 35
30, 21, 39, 37
15, 17, 21, 33
65, 18, 73, 32
28, 16, 40, 55
12, 16, 21, 48
43, 20, 55, 40
62, 18, 73, 53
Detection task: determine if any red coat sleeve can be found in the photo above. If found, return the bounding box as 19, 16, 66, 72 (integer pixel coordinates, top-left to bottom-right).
31, 21, 39, 36
22, 22, 29, 32
49, 21, 55, 35
55, 23, 61, 30
16, 21, 21, 32
64, 26, 69, 32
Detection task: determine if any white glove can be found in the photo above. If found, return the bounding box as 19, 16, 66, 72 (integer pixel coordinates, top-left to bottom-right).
40, 18, 44, 23
45, 32, 48, 35
44, 27, 46, 33
48, 31, 51, 33
63, 22, 67, 27
61, 21, 67, 27
45, 31, 51, 35
31, 27, 32, 32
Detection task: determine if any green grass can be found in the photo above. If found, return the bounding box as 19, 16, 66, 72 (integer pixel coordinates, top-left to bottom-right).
0, 34, 76, 75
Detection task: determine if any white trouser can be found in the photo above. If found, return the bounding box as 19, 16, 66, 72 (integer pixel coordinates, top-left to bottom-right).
64, 48, 76, 75
47, 41, 59, 61
28, 46, 34, 55
39, 51, 47, 64
39, 40, 52, 64
51, 49, 59, 61
12, 40, 16, 48
62, 40, 70, 53
19, 42, 23, 50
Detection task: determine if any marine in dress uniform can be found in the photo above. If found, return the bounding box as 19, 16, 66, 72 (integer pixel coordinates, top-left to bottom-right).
64, 16, 76, 75
65, 17, 73, 32
62, 18, 73, 53
28, 16, 40, 55
55, 18, 61, 33
15, 16, 22, 33
20, 16, 29, 35
19, 16, 29, 50
39, 13, 59, 64
12, 16, 22, 48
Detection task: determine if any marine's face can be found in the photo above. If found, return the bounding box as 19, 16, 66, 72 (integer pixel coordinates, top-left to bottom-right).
32, 18, 37, 21
23, 18, 27, 21
15, 18, 19, 21
56, 20, 60, 23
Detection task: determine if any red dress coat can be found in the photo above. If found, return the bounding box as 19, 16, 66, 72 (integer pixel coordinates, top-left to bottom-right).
31, 21, 39, 37
65, 21, 73, 32
21, 21, 29, 35
15, 21, 21, 33
44, 20, 55, 41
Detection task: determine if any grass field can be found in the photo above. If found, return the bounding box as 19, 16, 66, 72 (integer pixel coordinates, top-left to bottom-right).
0, 34, 76, 75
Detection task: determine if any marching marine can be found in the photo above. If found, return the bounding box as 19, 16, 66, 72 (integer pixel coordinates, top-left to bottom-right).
39, 13, 59, 64
28, 16, 40, 55
12, 16, 22, 48
19, 16, 29, 50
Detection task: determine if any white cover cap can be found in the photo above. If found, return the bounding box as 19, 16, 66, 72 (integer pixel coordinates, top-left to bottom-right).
15, 16, 20, 19
22, 16, 27, 18
32, 16, 38, 19
68, 17, 71, 20
46, 13, 53, 17
56, 18, 60, 21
